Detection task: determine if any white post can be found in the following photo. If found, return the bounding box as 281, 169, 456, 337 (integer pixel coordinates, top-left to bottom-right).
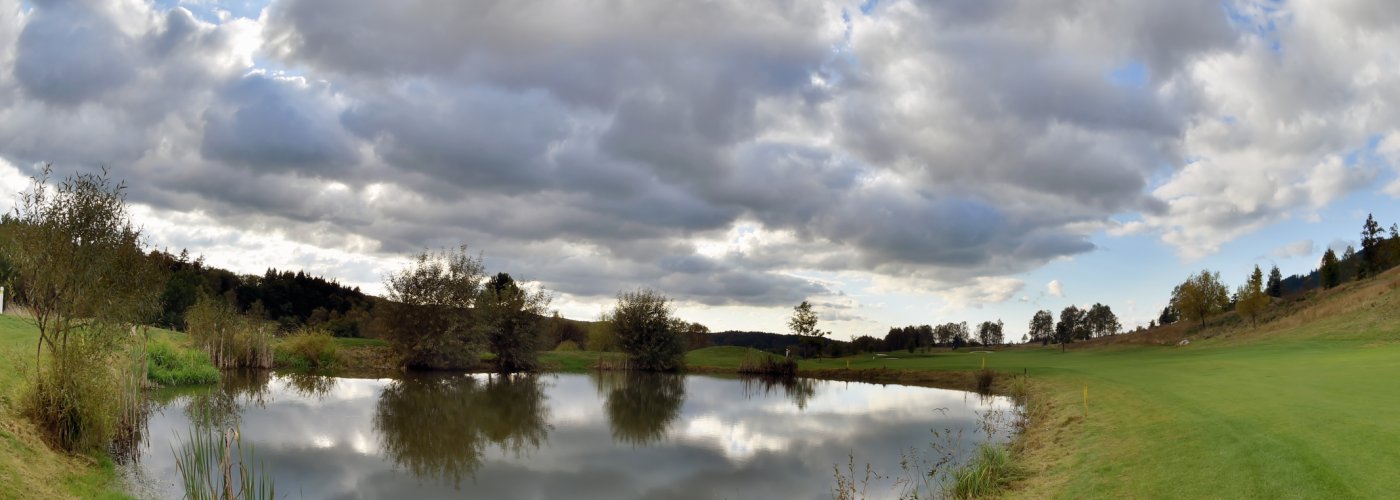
1, 286, 5, 315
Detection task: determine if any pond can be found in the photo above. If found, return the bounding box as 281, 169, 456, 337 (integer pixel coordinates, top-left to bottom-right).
123, 371, 1018, 499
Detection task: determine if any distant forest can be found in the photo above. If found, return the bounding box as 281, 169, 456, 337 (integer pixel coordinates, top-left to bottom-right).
152, 249, 378, 337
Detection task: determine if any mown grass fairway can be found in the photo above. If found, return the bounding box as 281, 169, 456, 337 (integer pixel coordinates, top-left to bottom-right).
801, 270, 1400, 498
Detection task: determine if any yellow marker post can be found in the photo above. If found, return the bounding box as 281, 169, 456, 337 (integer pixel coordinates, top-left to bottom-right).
1083, 384, 1089, 418
981, 357, 986, 369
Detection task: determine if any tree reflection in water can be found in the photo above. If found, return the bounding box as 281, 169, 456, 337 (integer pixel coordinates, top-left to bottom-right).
740, 375, 817, 410
283, 372, 336, 400
373, 373, 551, 488
153, 369, 273, 431
594, 372, 686, 446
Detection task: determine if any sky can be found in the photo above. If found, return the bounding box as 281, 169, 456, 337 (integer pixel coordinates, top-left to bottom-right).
1, 0, 1399, 341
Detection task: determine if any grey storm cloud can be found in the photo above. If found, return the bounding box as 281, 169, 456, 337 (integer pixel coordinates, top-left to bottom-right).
1, 0, 1392, 308
202, 74, 359, 172
13, 1, 136, 104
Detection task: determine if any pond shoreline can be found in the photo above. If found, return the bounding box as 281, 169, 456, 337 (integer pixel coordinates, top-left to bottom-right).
301, 342, 1042, 498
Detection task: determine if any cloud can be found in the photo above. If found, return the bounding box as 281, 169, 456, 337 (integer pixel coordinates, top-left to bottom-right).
0, 0, 1396, 322
938, 277, 1025, 310
1271, 239, 1315, 259
1047, 280, 1064, 298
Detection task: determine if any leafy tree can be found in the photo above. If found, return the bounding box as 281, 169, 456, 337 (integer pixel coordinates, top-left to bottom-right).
4, 166, 162, 451
1028, 310, 1054, 345
477, 272, 552, 373
1173, 270, 1230, 328
1084, 303, 1120, 338
1054, 306, 1085, 352
381, 246, 487, 370
1235, 265, 1269, 328
976, 320, 1004, 345
850, 335, 882, 353
1266, 265, 1284, 298
1320, 248, 1341, 289
682, 322, 711, 351
1360, 213, 1384, 278
587, 319, 619, 352
788, 300, 828, 358
610, 289, 686, 371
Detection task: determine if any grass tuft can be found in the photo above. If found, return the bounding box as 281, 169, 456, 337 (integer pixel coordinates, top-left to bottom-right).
146, 339, 220, 387
949, 443, 1023, 499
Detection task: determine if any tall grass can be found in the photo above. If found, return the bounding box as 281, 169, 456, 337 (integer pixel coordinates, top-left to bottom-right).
274, 326, 338, 370
172, 426, 275, 500
948, 443, 1023, 498
186, 296, 273, 369
24, 327, 147, 453
736, 351, 797, 376
973, 368, 997, 394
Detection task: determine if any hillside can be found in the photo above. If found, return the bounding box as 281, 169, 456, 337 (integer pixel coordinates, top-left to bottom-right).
800, 266, 1400, 498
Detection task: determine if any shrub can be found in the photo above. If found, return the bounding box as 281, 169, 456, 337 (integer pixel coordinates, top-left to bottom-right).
276, 327, 338, 370
608, 289, 685, 372
380, 247, 486, 370
554, 340, 581, 352
147, 339, 220, 387
477, 273, 551, 372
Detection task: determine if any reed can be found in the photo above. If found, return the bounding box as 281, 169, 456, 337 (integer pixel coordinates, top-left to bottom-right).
172, 426, 276, 500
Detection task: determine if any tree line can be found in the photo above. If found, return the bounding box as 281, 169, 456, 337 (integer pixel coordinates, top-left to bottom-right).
1155, 213, 1400, 332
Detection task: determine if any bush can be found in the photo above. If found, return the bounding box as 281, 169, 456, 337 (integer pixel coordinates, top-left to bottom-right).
477, 273, 551, 373
554, 340, 581, 352
607, 289, 685, 371
380, 247, 486, 370
147, 339, 220, 387
276, 327, 339, 370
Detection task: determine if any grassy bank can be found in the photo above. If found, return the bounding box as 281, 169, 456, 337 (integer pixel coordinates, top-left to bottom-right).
0, 315, 134, 499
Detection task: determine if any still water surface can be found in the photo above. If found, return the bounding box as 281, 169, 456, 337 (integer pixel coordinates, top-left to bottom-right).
125, 371, 1016, 499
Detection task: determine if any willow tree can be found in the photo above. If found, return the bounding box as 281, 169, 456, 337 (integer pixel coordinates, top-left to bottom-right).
381, 246, 486, 370
5, 165, 162, 451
